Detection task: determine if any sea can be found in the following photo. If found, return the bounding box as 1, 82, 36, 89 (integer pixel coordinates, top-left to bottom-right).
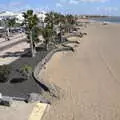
90, 16, 120, 24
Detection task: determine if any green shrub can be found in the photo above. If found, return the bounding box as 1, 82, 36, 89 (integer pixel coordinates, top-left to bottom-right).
20, 65, 32, 79
0, 65, 10, 83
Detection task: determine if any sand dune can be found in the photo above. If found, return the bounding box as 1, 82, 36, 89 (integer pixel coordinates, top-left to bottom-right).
41, 23, 120, 120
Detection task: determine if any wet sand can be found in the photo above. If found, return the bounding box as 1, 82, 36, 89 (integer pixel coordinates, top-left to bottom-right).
41, 23, 120, 120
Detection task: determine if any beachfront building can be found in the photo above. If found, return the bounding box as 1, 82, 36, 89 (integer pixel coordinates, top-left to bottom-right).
0, 11, 46, 36
0, 11, 16, 20
36, 11, 46, 28
36, 11, 46, 22
16, 13, 24, 24
0, 11, 46, 24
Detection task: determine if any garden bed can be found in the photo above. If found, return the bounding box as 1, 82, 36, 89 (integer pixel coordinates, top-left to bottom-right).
0, 46, 51, 98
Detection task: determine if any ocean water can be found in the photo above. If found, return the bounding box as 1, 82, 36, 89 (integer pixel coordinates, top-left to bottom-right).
90, 17, 120, 23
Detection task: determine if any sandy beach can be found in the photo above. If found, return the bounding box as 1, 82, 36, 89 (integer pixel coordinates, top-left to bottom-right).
40, 23, 120, 120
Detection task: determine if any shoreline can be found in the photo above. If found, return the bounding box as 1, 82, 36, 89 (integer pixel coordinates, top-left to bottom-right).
88, 19, 120, 25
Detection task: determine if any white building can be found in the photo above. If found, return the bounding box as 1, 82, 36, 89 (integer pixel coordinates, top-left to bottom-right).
0, 11, 16, 20
0, 11, 46, 25
36, 11, 46, 22
15, 13, 24, 23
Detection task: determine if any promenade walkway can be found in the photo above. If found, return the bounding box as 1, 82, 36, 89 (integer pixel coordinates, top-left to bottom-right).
0, 33, 29, 65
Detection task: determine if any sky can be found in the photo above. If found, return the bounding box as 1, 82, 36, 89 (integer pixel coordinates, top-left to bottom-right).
0, 0, 120, 16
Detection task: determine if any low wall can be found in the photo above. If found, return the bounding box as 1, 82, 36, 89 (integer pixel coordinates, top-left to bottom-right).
33, 47, 72, 97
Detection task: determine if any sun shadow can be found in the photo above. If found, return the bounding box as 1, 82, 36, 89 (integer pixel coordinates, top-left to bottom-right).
10, 78, 27, 84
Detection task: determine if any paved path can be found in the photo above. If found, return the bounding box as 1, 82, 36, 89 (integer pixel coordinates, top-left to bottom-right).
0, 33, 29, 65
41, 23, 120, 120
0, 101, 35, 120
0, 101, 48, 120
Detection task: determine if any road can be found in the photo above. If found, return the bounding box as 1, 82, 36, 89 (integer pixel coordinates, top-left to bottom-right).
42, 23, 120, 120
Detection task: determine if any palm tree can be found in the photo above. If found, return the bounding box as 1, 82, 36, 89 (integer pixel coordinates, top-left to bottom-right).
3, 18, 12, 41
65, 14, 76, 33
42, 25, 54, 51
45, 12, 67, 43
66, 14, 75, 25
22, 10, 40, 57
7, 18, 16, 36
7, 18, 16, 28
45, 12, 62, 28
56, 14, 66, 42
45, 12, 55, 30
44, 12, 58, 44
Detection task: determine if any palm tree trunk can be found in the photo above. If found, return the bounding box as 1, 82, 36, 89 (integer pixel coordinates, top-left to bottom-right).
7, 28, 10, 37
45, 39, 49, 51
33, 42, 36, 56
46, 43, 48, 51
59, 24, 62, 42
5, 31, 9, 41
30, 31, 35, 57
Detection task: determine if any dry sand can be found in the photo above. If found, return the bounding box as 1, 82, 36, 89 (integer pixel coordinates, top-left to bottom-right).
40, 23, 120, 120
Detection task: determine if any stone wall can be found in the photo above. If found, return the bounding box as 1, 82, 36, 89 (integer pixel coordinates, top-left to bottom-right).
33, 47, 72, 97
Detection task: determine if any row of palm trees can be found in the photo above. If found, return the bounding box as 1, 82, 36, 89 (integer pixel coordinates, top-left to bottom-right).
0, 10, 77, 57
7, 10, 77, 57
